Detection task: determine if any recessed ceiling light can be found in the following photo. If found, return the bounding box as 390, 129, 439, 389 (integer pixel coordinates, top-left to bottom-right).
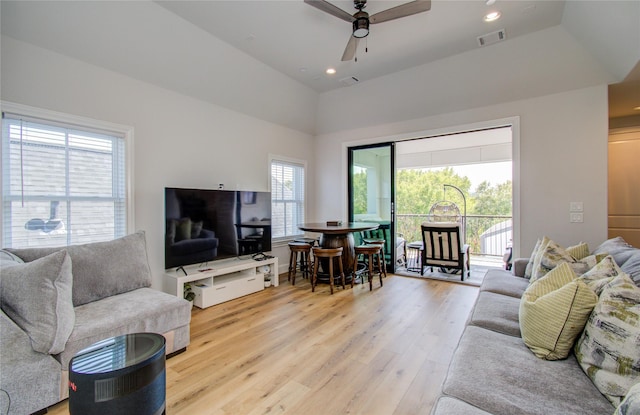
484, 11, 501, 22
485, 0, 496, 5
326, 68, 336, 75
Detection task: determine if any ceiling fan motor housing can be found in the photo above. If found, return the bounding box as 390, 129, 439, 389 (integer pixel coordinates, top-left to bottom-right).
353, 10, 370, 38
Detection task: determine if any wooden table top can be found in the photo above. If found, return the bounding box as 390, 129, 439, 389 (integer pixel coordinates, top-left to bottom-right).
297, 222, 380, 234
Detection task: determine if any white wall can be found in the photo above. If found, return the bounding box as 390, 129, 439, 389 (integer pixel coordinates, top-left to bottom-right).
313, 85, 609, 259
1, 36, 315, 287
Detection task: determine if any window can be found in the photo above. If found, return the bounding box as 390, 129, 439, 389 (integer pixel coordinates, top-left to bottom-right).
1, 104, 132, 248
270, 157, 305, 240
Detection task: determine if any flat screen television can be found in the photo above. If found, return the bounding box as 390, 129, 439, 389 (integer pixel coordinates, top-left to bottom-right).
164, 187, 271, 269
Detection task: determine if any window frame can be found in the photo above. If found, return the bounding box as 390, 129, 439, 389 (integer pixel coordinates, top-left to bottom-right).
269, 154, 307, 243
0, 101, 135, 247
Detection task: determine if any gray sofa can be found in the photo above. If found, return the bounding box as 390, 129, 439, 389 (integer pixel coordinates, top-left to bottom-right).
0, 231, 191, 415
432, 237, 640, 415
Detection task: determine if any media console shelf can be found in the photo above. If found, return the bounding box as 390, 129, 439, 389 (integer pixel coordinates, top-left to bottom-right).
163, 257, 278, 309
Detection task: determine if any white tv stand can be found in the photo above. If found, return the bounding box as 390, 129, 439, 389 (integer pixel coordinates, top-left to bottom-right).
164, 257, 278, 309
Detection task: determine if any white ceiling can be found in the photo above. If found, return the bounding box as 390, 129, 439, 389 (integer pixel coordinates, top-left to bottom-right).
155, 0, 566, 93
1, 0, 638, 125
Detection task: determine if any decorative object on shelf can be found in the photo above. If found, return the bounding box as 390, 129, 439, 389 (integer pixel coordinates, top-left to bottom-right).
262, 265, 272, 287
184, 283, 195, 307
326, 220, 343, 226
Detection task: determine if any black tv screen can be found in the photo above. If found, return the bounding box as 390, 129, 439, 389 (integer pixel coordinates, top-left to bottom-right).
164, 187, 272, 269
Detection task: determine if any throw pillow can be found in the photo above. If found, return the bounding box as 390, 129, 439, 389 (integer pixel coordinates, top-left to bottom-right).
567, 242, 590, 260
519, 262, 598, 360
530, 240, 598, 283
524, 238, 544, 279
0, 249, 24, 268
579, 255, 628, 295
593, 236, 638, 267
527, 236, 551, 281
191, 220, 203, 239
175, 217, 192, 242
7, 231, 153, 306
0, 250, 75, 354
615, 382, 640, 415
575, 274, 640, 406
621, 253, 640, 287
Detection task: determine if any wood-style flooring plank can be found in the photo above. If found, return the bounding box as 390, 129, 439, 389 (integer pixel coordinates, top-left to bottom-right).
45, 273, 479, 415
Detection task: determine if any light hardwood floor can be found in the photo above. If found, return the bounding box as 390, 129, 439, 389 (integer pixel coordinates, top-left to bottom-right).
48, 273, 479, 415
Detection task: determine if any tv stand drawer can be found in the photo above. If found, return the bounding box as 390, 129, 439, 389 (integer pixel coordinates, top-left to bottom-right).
193, 273, 263, 308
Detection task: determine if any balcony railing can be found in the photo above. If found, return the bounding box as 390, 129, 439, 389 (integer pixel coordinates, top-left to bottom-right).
396, 214, 512, 257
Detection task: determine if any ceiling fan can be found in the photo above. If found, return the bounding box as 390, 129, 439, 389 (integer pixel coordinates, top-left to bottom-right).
304, 0, 432, 61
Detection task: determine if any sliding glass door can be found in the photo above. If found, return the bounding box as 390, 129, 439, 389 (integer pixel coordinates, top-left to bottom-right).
348, 143, 398, 272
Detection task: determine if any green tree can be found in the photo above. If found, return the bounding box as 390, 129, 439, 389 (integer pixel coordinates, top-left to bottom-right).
471, 180, 512, 215
352, 171, 367, 214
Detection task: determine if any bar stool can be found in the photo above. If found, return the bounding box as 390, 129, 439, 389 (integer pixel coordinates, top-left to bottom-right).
288, 242, 312, 285
311, 247, 345, 295
354, 244, 385, 291
294, 237, 318, 246
363, 238, 387, 279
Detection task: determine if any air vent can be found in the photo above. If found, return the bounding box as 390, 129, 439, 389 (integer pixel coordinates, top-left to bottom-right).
477, 29, 506, 47
339, 76, 360, 87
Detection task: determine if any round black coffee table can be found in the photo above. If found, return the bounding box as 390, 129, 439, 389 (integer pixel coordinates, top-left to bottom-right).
69, 332, 166, 415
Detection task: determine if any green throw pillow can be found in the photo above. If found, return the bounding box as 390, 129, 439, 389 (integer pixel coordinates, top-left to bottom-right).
520, 262, 598, 360
567, 242, 590, 260
0, 250, 75, 354
575, 274, 640, 406
175, 218, 192, 242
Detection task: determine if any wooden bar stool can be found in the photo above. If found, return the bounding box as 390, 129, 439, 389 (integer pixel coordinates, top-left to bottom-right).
354, 244, 385, 291
288, 242, 312, 285
363, 238, 387, 279
311, 247, 345, 295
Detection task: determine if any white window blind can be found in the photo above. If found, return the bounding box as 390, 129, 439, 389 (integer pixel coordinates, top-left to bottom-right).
270, 158, 305, 240
1, 112, 127, 248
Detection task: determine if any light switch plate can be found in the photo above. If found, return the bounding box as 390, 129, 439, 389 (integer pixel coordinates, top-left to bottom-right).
570, 202, 583, 212
570, 212, 584, 223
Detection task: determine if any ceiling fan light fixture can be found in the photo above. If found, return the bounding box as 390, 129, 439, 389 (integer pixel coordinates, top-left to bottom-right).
352, 17, 369, 38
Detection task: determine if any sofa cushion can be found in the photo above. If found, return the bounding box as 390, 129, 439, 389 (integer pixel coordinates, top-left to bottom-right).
480, 270, 529, 298
8, 231, 152, 306
468, 291, 521, 337
56, 287, 191, 369
519, 262, 597, 360
443, 326, 614, 415
621, 252, 640, 287
531, 239, 598, 283
0, 250, 75, 354
615, 382, 640, 415
574, 274, 640, 406
593, 236, 638, 267
0, 311, 61, 415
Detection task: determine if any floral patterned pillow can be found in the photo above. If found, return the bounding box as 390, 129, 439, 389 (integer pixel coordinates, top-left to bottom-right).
530, 239, 597, 283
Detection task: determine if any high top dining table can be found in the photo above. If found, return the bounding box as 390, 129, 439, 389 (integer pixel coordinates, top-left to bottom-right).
297, 222, 380, 277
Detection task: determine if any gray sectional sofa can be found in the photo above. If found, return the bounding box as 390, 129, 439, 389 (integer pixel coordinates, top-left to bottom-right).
432, 237, 640, 415
0, 231, 191, 415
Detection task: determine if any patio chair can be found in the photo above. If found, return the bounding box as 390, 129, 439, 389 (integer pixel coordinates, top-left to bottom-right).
421, 222, 470, 281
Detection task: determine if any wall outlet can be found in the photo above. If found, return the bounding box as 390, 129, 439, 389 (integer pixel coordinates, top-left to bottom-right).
570, 212, 584, 223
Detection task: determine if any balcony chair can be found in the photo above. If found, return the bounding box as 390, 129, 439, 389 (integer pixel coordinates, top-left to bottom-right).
421, 222, 470, 281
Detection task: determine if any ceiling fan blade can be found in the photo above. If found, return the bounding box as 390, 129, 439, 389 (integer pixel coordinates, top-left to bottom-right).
341, 35, 359, 61
370, 0, 431, 24
304, 0, 354, 23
